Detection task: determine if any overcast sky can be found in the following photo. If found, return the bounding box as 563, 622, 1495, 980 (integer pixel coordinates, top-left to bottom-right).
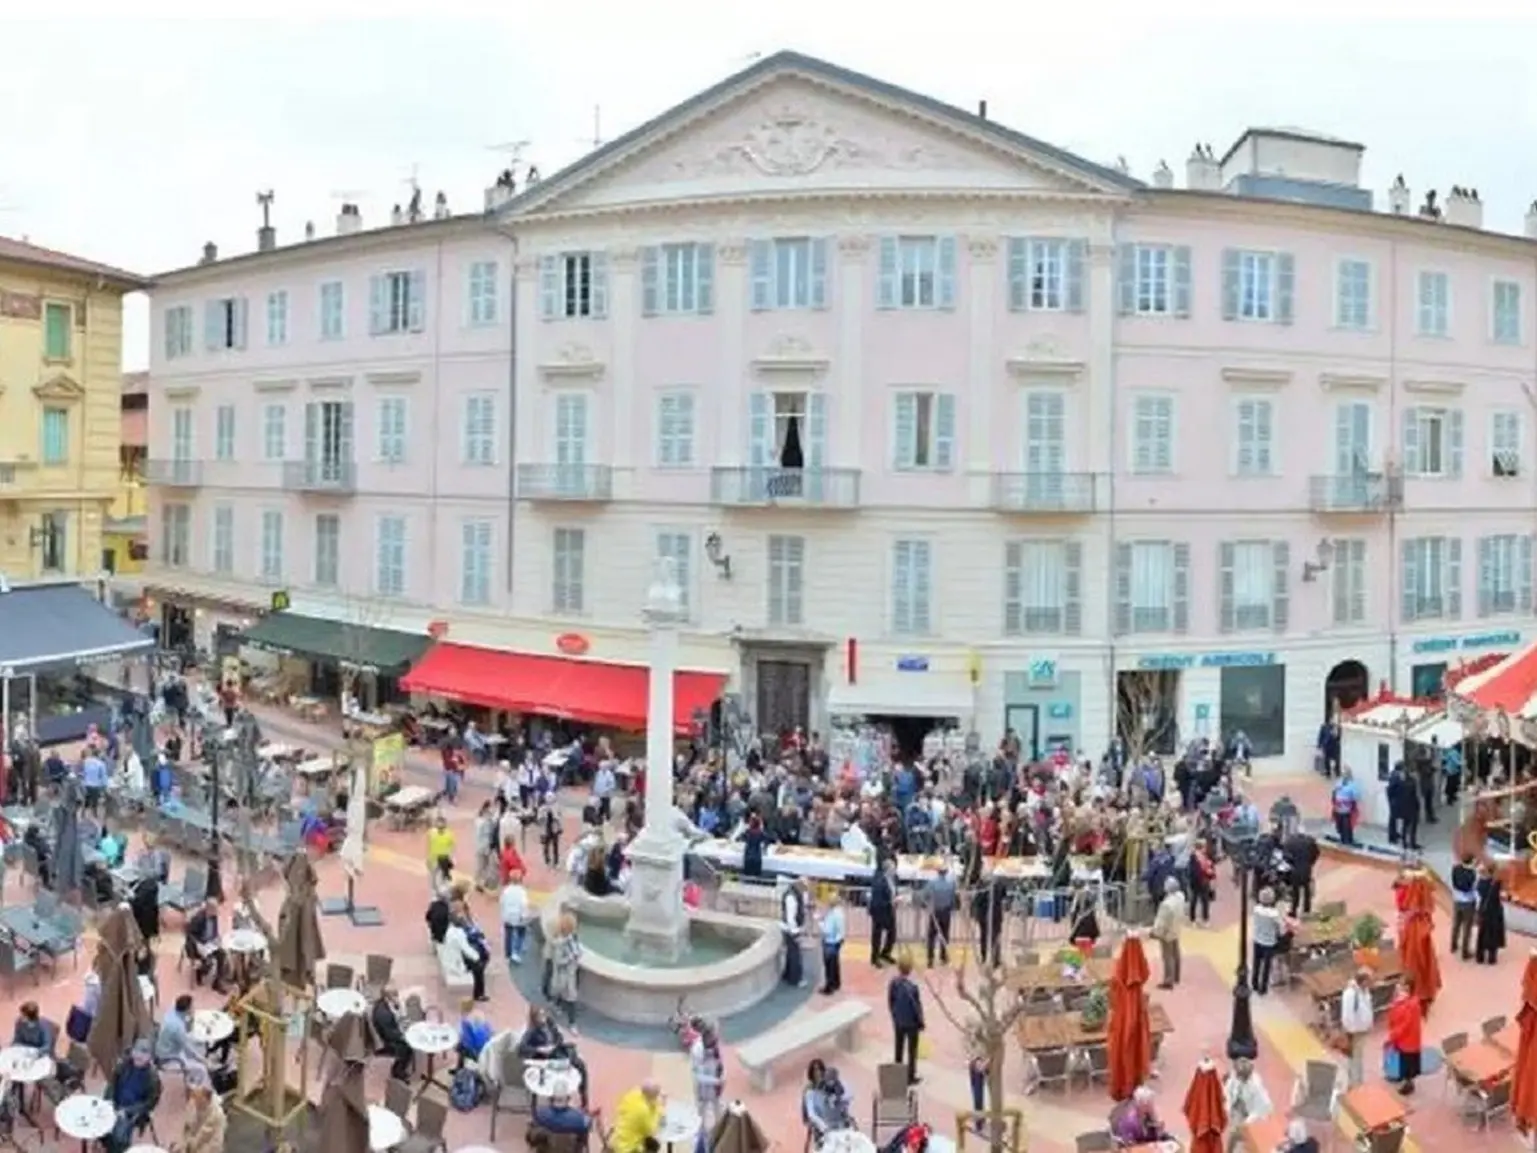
4, 9, 1535, 371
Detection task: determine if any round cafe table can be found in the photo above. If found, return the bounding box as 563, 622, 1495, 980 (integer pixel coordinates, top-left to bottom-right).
368, 1105, 404, 1152
405, 1021, 457, 1091
819, 1132, 878, 1153
192, 1009, 235, 1045
522, 1061, 582, 1100
56, 1093, 116, 1153
318, 987, 368, 1019
0, 1045, 55, 1126
128, 1145, 171, 1153
224, 928, 267, 954
657, 1102, 701, 1153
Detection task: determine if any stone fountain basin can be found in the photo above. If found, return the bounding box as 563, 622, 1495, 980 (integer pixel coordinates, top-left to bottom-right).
537, 886, 783, 1026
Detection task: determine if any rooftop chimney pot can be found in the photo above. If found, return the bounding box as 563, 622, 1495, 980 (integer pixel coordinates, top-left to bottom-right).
200, 242, 218, 265
1185, 145, 1221, 192
256, 225, 276, 253
978, 99, 988, 120
336, 205, 362, 236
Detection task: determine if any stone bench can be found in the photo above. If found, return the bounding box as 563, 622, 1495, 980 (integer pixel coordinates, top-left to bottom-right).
716, 880, 781, 920
736, 999, 870, 1093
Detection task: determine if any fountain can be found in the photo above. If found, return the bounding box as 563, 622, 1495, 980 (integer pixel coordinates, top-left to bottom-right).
536, 558, 784, 1024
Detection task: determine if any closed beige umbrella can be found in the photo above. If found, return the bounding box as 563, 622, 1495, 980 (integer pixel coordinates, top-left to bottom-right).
85, 905, 150, 1075
312, 1013, 369, 1153
709, 1102, 769, 1153
276, 852, 326, 988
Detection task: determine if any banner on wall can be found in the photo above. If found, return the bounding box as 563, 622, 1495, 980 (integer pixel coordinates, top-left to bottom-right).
371, 731, 405, 793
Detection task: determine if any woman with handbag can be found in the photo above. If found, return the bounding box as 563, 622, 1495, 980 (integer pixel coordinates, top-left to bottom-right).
1385, 979, 1423, 1095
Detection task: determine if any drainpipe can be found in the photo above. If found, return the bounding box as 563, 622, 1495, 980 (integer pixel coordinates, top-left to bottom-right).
493, 221, 519, 597
1105, 223, 1122, 752
428, 237, 445, 615
1386, 239, 1400, 692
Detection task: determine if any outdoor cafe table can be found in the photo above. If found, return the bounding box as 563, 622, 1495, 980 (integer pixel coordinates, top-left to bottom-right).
1339, 1083, 1408, 1135
1238, 1115, 1288, 1153
1293, 916, 1359, 950
1006, 957, 1116, 994
1490, 1022, 1521, 1055
294, 757, 340, 780
1015, 1002, 1174, 1052
1446, 1040, 1513, 1087
1296, 949, 1404, 1001
0, 905, 64, 950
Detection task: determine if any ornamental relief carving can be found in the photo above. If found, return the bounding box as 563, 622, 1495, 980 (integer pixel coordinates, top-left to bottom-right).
716, 243, 748, 266
967, 237, 998, 261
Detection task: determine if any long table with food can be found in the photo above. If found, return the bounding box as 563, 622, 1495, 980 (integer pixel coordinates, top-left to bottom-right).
1015, 1001, 1174, 1052
688, 839, 1104, 885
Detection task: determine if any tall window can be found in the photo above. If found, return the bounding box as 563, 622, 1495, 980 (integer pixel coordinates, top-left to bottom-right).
892, 391, 956, 471
553, 527, 585, 613
1478, 534, 1530, 617
1118, 243, 1191, 317
37, 512, 66, 572
540, 252, 609, 319
43, 302, 72, 360
1221, 541, 1279, 632
656, 531, 693, 618
1128, 542, 1173, 633
1004, 541, 1073, 635
1136, 245, 1171, 315
204, 297, 248, 350
163, 305, 193, 359
642, 244, 714, 315
266, 290, 289, 345
461, 519, 492, 605
467, 261, 499, 326
767, 535, 805, 627
1417, 271, 1450, 336
1402, 536, 1460, 622
375, 515, 406, 596
160, 504, 190, 568
41, 408, 69, 465
750, 238, 827, 310
170, 407, 194, 463
1235, 251, 1275, 320
1494, 279, 1523, 345
1403, 405, 1462, 477
377, 396, 408, 464
1233, 398, 1275, 476
314, 514, 340, 588
1336, 259, 1372, 329
212, 506, 234, 573
215, 405, 236, 461
259, 510, 284, 581
370, 270, 425, 334
1008, 237, 1083, 312
656, 391, 695, 467
1130, 395, 1174, 474
891, 539, 933, 635
462, 394, 496, 465
262, 404, 286, 461
319, 281, 345, 339
1492, 410, 1522, 477
305, 400, 353, 483
1331, 539, 1367, 626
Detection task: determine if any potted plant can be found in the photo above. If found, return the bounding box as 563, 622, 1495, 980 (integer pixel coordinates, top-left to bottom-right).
1351, 912, 1385, 966
1080, 985, 1110, 1030
1053, 944, 1084, 975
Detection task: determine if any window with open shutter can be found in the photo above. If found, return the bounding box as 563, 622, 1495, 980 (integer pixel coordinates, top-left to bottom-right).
892, 539, 932, 635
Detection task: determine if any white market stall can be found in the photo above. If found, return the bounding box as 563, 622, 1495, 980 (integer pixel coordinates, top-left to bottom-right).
1340, 695, 1465, 826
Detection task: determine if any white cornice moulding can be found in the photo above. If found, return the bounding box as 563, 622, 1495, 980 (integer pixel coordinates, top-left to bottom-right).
1319, 372, 1387, 393
366, 370, 422, 387
308, 375, 354, 391
1005, 356, 1084, 382
751, 334, 830, 375
1220, 366, 1292, 390
162, 386, 200, 400
253, 378, 298, 393
539, 343, 606, 380
1403, 378, 1466, 396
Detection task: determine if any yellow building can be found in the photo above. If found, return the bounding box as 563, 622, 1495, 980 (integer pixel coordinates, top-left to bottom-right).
0, 236, 145, 580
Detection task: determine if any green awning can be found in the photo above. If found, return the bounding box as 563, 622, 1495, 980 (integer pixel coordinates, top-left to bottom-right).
240, 611, 431, 673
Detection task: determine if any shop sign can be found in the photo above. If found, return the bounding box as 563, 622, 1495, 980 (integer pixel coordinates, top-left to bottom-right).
1047, 702, 1073, 719
1137, 651, 1277, 671
1410, 629, 1520, 656
1026, 655, 1058, 688
555, 632, 590, 656
896, 655, 930, 672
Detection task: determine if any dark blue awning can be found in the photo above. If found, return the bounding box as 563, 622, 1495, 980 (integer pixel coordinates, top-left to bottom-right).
0, 581, 153, 674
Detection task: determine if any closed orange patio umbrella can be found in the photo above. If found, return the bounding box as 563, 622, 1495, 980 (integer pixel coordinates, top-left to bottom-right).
1398, 871, 1441, 1008
1512, 949, 1537, 1133
1182, 1058, 1227, 1153
1108, 933, 1153, 1101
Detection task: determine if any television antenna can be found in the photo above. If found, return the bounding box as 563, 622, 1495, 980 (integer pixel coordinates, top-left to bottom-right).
329, 187, 368, 206
487, 139, 532, 181
576, 106, 604, 151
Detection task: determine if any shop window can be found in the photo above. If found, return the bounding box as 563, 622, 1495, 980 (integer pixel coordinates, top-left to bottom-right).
1410, 662, 1447, 700
1219, 665, 1286, 758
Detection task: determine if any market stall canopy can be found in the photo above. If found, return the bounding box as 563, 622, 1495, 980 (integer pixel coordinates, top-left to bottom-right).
826, 678, 973, 719
399, 642, 726, 732
1452, 642, 1537, 717
0, 580, 152, 672
241, 612, 430, 673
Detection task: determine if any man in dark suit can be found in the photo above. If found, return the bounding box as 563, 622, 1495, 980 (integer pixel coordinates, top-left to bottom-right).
886, 956, 925, 1086
869, 858, 897, 967
184, 897, 227, 992
370, 987, 414, 1082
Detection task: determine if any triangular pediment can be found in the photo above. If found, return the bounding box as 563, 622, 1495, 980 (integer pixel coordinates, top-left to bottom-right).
33, 373, 84, 402
506, 52, 1137, 217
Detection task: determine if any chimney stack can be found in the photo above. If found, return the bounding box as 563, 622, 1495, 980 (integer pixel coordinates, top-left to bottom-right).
433, 191, 450, 220
1525, 201, 1537, 240
1388, 175, 1410, 215
1151, 160, 1173, 190
1443, 186, 1484, 229
257, 224, 276, 252
977, 99, 988, 120
390, 204, 404, 227
200, 242, 218, 265
304, 221, 315, 241
1185, 143, 1221, 192
336, 204, 362, 236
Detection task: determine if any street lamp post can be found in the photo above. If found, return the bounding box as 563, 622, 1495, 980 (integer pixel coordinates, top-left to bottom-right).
206, 736, 224, 901
1225, 833, 1261, 1061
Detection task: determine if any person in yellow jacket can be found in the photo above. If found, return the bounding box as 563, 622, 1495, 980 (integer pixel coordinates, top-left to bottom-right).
611, 1080, 665, 1153
426, 814, 456, 876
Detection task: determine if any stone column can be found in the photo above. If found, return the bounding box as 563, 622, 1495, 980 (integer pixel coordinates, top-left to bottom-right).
623, 557, 689, 962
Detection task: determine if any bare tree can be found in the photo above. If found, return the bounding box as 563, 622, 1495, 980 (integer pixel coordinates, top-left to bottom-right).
1116, 671, 1178, 762
922, 899, 1027, 1153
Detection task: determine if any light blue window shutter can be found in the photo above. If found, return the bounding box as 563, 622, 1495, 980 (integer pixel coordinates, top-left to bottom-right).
747, 392, 770, 467
539, 256, 559, 318
696, 244, 715, 314
1218, 541, 1236, 633
1477, 536, 1493, 617
1255, 401, 1274, 473
1521, 535, 1535, 613
913, 542, 932, 633
1272, 541, 1290, 632
303, 402, 318, 468
1063, 542, 1083, 635
641, 247, 660, 316
590, 254, 609, 318
407, 271, 426, 330
893, 544, 912, 632
1012, 239, 1032, 312
339, 401, 355, 463
368, 276, 386, 335
1172, 543, 1191, 633
893, 394, 917, 469
1401, 407, 1421, 474
877, 237, 899, 309
1064, 239, 1086, 313
1173, 246, 1193, 317
233, 298, 249, 349
934, 394, 956, 470
203, 302, 222, 350
1401, 540, 1418, 622
1221, 249, 1240, 320
806, 392, 827, 468
1114, 543, 1132, 634
1448, 409, 1465, 477
810, 239, 829, 309
1115, 243, 1136, 314
1276, 253, 1295, 325
1447, 537, 1463, 618
937, 236, 958, 310
749, 241, 772, 310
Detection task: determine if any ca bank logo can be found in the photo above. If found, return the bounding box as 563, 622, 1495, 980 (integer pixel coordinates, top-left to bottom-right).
1027, 658, 1058, 687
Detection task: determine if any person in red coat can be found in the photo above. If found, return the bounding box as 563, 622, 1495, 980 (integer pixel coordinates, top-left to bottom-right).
1386, 978, 1423, 1095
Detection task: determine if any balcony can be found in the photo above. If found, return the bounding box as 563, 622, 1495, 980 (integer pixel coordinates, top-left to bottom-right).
282, 459, 357, 495
145, 458, 203, 487
990, 472, 1096, 514
711, 467, 861, 509
1308, 473, 1399, 513
517, 464, 614, 502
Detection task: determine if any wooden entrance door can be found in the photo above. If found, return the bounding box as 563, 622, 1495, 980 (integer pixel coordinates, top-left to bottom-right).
756, 659, 811, 737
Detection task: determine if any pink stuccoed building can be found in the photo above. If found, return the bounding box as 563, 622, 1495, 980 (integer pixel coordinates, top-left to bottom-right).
145, 50, 1537, 767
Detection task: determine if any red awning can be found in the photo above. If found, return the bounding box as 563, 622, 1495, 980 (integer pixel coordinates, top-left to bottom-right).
1455, 643, 1537, 714
399, 642, 727, 733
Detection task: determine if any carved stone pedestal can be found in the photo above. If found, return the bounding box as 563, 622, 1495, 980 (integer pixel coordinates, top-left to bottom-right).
622, 831, 689, 963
